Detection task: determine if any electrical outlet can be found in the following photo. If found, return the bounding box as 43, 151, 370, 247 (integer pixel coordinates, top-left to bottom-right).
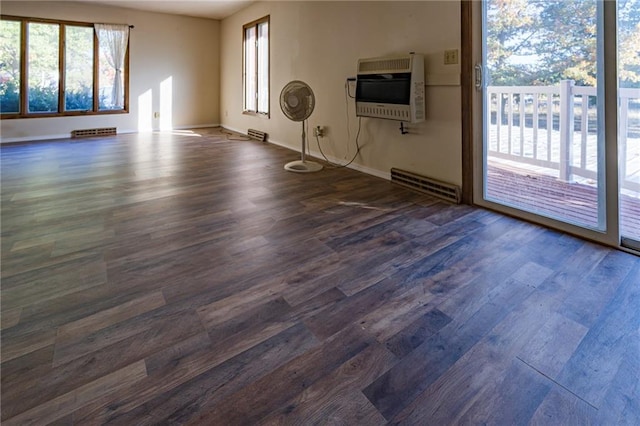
444, 49, 459, 65
153, 112, 160, 118
314, 126, 324, 137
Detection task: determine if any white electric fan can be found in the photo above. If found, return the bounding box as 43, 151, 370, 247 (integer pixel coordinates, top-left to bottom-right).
280, 80, 323, 173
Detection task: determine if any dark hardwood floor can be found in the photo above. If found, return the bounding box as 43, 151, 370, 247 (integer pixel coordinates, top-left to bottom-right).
1, 128, 638, 425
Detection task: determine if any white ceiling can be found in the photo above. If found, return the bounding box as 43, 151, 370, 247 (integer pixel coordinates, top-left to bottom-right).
71, 0, 256, 20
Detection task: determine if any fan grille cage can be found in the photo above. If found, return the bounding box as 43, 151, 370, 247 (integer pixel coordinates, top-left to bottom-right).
280, 80, 315, 122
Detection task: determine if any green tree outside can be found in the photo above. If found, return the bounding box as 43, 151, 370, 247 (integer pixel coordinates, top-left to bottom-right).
486, 0, 640, 88
1, 19, 95, 113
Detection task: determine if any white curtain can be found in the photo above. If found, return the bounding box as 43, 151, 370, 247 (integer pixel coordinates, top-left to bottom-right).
95, 24, 129, 109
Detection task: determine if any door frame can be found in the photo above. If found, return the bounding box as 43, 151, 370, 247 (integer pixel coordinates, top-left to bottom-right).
462, 0, 636, 253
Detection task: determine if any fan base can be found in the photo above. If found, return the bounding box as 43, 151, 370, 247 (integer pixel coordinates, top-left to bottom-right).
284, 160, 323, 173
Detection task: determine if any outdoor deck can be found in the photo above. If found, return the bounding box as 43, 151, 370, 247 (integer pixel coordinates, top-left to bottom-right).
486, 160, 640, 240
486, 83, 640, 242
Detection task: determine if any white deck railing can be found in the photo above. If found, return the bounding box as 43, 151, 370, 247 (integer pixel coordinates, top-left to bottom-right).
486, 81, 640, 192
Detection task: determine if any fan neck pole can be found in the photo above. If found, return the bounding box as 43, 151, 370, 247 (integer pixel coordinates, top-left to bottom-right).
301, 121, 306, 162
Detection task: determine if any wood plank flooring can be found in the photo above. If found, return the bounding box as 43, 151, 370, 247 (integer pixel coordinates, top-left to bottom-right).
1, 127, 639, 425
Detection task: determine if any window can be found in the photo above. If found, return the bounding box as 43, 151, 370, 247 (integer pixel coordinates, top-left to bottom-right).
28, 22, 60, 113
65, 26, 94, 111
0, 20, 21, 114
0, 16, 130, 118
243, 16, 269, 115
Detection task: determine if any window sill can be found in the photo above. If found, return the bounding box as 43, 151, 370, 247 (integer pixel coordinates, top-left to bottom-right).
242, 111, 270, 119
1, 109, 129, 120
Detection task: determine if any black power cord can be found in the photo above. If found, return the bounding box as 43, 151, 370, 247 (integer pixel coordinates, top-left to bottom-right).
313, 117, 362, 169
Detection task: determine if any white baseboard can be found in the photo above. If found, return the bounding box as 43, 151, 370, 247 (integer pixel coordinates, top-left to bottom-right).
219, 125, 246, 136
0, 124, 222, 144
173, 124, 220, 130
117, 129, 138, 135
307, 148, 390, 180
1, 134, 70, 144
230, 128, 390, 182
121, 124, 221, 134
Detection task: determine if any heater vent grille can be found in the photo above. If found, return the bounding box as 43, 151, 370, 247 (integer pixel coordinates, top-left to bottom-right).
247, 129, 267, 142
391, 168, 461, 204
71, 127, 117, 138
358, 57, 411, 73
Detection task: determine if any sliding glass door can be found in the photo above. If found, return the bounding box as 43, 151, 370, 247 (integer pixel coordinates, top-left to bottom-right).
475, 0, 640, 251
618, 0, 640, 248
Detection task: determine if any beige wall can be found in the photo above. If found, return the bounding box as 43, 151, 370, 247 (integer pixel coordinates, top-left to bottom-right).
220, 1, 462, 186
0, 1, 220, 142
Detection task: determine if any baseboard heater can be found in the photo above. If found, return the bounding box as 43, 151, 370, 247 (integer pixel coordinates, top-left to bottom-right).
391, 168, 461, 204
71, 127, 117, 138
247, 129, 267, 142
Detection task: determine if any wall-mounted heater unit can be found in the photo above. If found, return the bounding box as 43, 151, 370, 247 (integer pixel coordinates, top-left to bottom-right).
355, 53, 425, 123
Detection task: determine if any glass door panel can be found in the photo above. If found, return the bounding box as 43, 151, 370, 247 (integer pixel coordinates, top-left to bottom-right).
618, 0, 640, 245
483, 0, 605, 230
